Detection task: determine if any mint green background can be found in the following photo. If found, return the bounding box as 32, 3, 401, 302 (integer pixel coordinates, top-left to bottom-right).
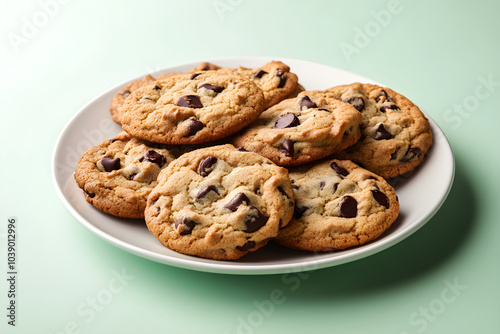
1, 0, 499, 333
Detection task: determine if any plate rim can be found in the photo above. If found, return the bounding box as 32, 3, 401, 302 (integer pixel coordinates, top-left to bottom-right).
51, 56, 455, 275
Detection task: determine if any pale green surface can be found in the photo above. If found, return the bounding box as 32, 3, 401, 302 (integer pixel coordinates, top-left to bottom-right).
1, 0, 499, 333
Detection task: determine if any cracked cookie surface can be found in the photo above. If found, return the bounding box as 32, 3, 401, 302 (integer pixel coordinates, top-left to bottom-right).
145, 144, 295, 260
311, 83, 433, 178
231, 92, 362, 166
74, 132, 176, 218
120, 72, 265, 145
274, 159, 399, 251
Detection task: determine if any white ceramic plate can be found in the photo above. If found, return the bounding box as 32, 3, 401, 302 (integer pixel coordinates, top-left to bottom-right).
52, 57, 454, 275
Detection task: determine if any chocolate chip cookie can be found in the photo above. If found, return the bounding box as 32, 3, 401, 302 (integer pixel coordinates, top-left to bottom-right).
314, 83, 433, 178
74, 132, 176, 218
120, 72, 265, 145
214, 61, 299, 108
144, 144, 295, 260
274, 159, 399, 251
231, 92, 362, 166
110, 73, 182, 124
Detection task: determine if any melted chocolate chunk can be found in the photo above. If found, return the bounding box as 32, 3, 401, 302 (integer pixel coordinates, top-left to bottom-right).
300, 95, 317, 110
174, 217, 196, 235
390, 146, 400, 160
339, 196, 357, 218
244, 207, 269, 232
185, 118, 204, 136
197, 83, 225, 93
189, 73, 201, 80
375, 90, 389, 103
345, 96, 365, 112
279, 139, 295, 157
100, 157, 121, 172
198, 156, 217, 176
330, 161, 349, 177
374, 124, 393, 140
224, 193, 250, 212
274, 113, 300, 129
277, 186, 289, 198
372, 190, 389, 208
84, 190, 95, 198
294, 205, 309, 219
236, 240, 256, 251
195, 185, 219, 201
401, 147, 421, 162
120, 90, 131, 97
380, 103, 399, 113
177, 95, 203, 109
140, 150, 166, 166
253, 70, 268, 78
275, 69, 287, 88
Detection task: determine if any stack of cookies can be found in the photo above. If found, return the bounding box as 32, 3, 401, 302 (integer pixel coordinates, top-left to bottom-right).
74, 60, 433, 260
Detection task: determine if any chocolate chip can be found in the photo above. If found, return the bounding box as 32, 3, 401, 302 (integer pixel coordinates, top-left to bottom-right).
109, 138, 121, 143
140, 97, 152, 101
374, 124, 393, 140
201, 64, 211, 71
339, 196, 357, 218
333, 182, 339, 192
277, 186, 289, 198
195, 185, 219, 201
153, 85, 161, 90
174, 217, 196, 235
274, 113, 300, 129
401, 147, 421, 162
390, 146, 400, 160
235, 147, 247, 152
275, 69, 286, 88
292, 184, 299, 190
198, 156, 217, 176
224, 193, 250, 212
330, 161, 349, 177
120, 90, 131, 97
140, 150, 166, 166
380, 103, 399, 112
189, 73, 201, 80
294, 206, 308, 219
375, 90, 388, 103
84, 190, 95, 198
185, 117, 204, 136
244, 207, 269, 232
300, 95, 317, 110
197, 83, 225, 93
372, 190, 389, 209
344, 96, 365, 112
100, 157, 120, 172
129, 173, 137, 180
236, 240, 256, 251
253, 70, 268, 78
319, 181, 326, 190
177, 95, 203, 108
279, 139, 294, 157
150, 198, 158, 206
